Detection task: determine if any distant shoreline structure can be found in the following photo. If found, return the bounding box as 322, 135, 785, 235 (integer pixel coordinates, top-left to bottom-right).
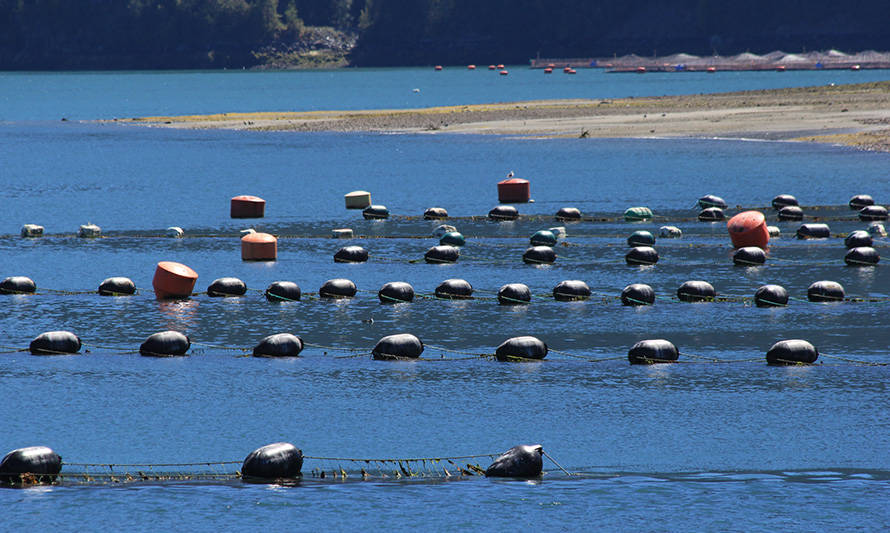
530, 50, 890, 72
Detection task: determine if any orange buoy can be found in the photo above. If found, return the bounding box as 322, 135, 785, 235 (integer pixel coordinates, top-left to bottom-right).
467, 64, 476, 70
566, 68, 577, 74
563, 66, 571, 72
434, 65, 443, 71
497, 64, 505, 69
547, 63, 555, 68
544, 68, 553, 74
727, 210, 770, 249
152, 261, 198, 299
499, 70, 509, 76
636, 66, 646, 73
230, 195, 265, 218
776, 65, 786, 72
851, 64, 861, 71
706, 66, 716, 73
488, 64, 496, 70
242, 232, 277, 261
498, 178, 530, 203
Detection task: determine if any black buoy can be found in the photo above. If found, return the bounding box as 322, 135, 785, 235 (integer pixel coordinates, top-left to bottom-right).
733, 246, 766, 266
845, 230, 873, 249
553, 280, 590, 301
362, 204, 389, 220
489, 205, 519, 221
754, 284, 788, 307
766, 339, 819, 365
484, 445, 543, 478
319, 278, 357, 299
777, 206, 804, 221
796, 223, 830, 239
771, 194, 799, 210
627, 230, 655, 247
698, 207, 724, 222
265, 281, 301, 302
0, 446, 62, 485
424, 245, 460, 264
334, 245, 369, 263
241, 442, 303, 481
850, 194, 875, 210
807, 280, 845, 302
207, 277, 247, 297
859, 205, 888, 221
29, 331, 81, 355
98, 276, 136, 296
140, 330, 190, 357
626, 246, 658, 265
628, 339, 679, 364
698, 194, 727, 209
523, 246, 556, 265
435, 278, 474, 299
530, 230, 557, 247
677, 280, 716, 302
621, 283, 655, 306
495, 336, 547, 361
379, 281, 414, 303
372, 333, 424, 360
845, 246, 880, 266
0, 276, 36, 295
497, 283, 531, 305
555, 207, 582, 221
659, 225, 682, 238
253, 333, 303, 357
423, 207, 448, 220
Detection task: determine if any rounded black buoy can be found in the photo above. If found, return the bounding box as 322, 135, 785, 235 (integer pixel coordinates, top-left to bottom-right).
553, 280, 590, 301
807, 280, 845, 302
555, 207, 581, 221
777, 206, 804, 221
845, 246, 880, 266
372, 333, 424, 360
319, 278, 357, 299
29, 331, 81, 355
698, 207, 724, 222
766, 339, 818, 365
0, 446, 62, 485
628, 339, 678, 364
435, 278, 473, 299
621, 283, 655, 306
488, 205, 519, 221
859, 205, 888, 221
253, 333, 303, 357
378, 281, 414, 303
495, 336, 547, 361
484, 445, 543, 478
498, 283, 531, 305
698, 194, 727, 209
796, 223, 830, 239
523, 246, 556, 265
733, 246, 766, 266
754, 284, 788, 307
140, 330, 190, 357
845, 230, 873, 249
334, 245, 368, 263
771, 194, 799, 210
207, 277, 247, 297
626, 246, 658, 265
265, 281, 301, 302
98, 276, 136, 296
627, 230, 655, 247
850, 194, 875, 210
362, 204, 389, 220
0, 276, 36, 295
423, 207, 448, 220
677, 280, 716, 302
425, 245, 460, 264
241, 442, 303, 481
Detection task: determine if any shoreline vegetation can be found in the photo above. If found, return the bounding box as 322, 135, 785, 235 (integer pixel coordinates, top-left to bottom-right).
123, 81, 890, 151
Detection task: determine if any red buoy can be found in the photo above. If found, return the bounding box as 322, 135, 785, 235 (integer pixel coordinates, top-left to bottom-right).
434, 65, 443, 71
230, 195, 265, 218
499, 70, 509, 75
566, 69, 577, 74
242, 232, 277, 261
544, 68, 553, 74
152, 261, 198, 299
488, 65, 496, 70
547, 63, 556, 68
497, 64, 505, 69
636, 66, 646, 73
707, 66, 716, 73
467, 64, 476, 70
727, 211, 770, 249
498, 178, 530, 203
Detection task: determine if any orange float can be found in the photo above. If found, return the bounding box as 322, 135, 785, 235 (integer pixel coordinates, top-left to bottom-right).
152, 261, 198, 299
242, 232, 277, 261
434, 65, 443, 71
727, 210, 770, 249
544, 68, 553, 74
499, 69, 509, 75
230, 195, 265, 218
467, 64, 476, 70
498, 178, 530, 203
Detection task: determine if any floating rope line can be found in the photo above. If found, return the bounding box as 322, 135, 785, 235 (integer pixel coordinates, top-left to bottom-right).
819, 353, 890, 366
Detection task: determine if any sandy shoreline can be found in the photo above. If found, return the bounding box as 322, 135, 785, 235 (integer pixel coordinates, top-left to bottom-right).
121, 81, 890, 150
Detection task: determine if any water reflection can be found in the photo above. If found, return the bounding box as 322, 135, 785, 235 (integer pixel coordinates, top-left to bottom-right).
157, 299, 200, 331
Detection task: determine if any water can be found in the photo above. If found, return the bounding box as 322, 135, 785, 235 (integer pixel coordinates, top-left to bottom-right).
2, 68, 890, 531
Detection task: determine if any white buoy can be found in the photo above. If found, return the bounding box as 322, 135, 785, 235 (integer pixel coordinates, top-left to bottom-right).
659, 225, 682, 238
432, 224, 457, 238
867, 222, 887, 237
21, 224, 44, 238
332, 228, 354, 239
166, 226, 184, 238
240, 228, 256, 237
78, 223, 101, 238
548, 226, 567, 239
345, 190, 372, 209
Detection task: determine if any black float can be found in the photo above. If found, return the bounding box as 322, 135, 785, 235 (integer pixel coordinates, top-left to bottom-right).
0, 446, 62, 485
372, 333, 424, 360
555, 207, 581, 221
319, 278, 357, 298
627, 230, 655, 247
334, 245, 369, 263
0, 276, 36, 294
98, 277, 136, 296
425, 245, 460, 264
845, 246, 880, 266
849, 194, 875, 210
241, 442, 303, 481
523, 246, 556, 265
777, 206, 804, 221
859, 205, 888, 221
754, 284, 788, 307
552, 280, 591, 301
484, 445, 543, 478
497, 283, 531, 305
698, 194, 727, 209
207, 277, 247, 297
844, 230, 873, 249
423, 207, 448, 220
378, 281, 414, 303
265, 281, 301, 302
253, 333, 303, 357
796, 223, 830, 239
733, 246, 766, 266
362, 205, 389, 220
698, 207, 725, 222
621, 283, 655, 306
488, 205, 519, 221
677, 280, 716, 302
626, 246, 658, 265
771, 194, 799, 210
807, 280, 845, 302
628, 339, 679, 364
29, 331, 81, 355
434, 278, 474, 299
140, 330, 190, 357
766, 339, 819, 365
495, 336, 547, 361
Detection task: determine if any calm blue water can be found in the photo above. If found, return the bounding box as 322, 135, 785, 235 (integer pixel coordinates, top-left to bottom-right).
2, 69, 890, 531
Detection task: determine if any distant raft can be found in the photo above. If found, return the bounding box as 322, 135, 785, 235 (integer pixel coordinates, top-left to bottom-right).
372, 333, 424, 360
621, 283, 655, 306
844, 230, 873, 249
727, 210, 769, 249
265, 281, 301, 302
344, 190, 372, 209
627, 230, 655, 247
771, 194, 799, 210
423, 207, 448, 220
498, 283, 531, 305
796, 223, 830, 239
624, 206, 653, 221
0, 276, 36, 294
807, 280, 844, 302
733, 246, 766, 266
766, 339, 819, 365
425, 245, 460, 264
677, 280, 716, 302
0, 446, 62, 485
489, 205, 519, 221
363, 205, 390, 220
140, 330, 190, 357
319, 278, 357, 299
495, 336, 547, 361
253, 333, 303, 357
241, 442, 303, 481
98, 276, 136, 296
484, 445, 543, 478
698, 207, 724, 222
435, 278, 473, 299
334, 245, 369, 263
628, 339, 679, 364
207, 277, 247, 297
845, 246, 879, 266
849, 194, 875, 210
553, 280, 590, 301
859, 205, 888, 221
530, 230, 558, 247
698, 194, 727, 209
626, 246, 658, 265
555, 207, 581, 221
378, 281, 414, 303
754, 284, 788, 307
523, 246, 556, 265
777, 206, 804, 221
29, 331, 81, 355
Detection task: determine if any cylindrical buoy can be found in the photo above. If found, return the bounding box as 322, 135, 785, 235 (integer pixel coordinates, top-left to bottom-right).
423, 207, 448, 220
771, 194, 799, 210
29, 331, 81, 355
98, 276, 136, 296
496, 336, 547, 361
433, 224, 457, 238
435, 278, 473, 299
166, 226, 184, 238
845, 246, 880, 266
733, 246, 766, 266
796, 223, 830, 239
766, 339, 818, 365
859, 205, 888, 221
621, 283, 655, 306
727, 210, 769, 249
807, 280, 844, 302
754, 284, 788, 307
241, 232, 277, 261
698, 194, 727, 209
497, 178, 530, 203
698, 207, 724, 222
362, 205, 389, 220
372, 333, 424, 360
0, 446, 62, 485
152, 261, 198, 299
530, 230, 558, 247
555, 207, 581, 221
845, 230, 873, 249
140, 330, 190, 357
628, 339, 678, 364
849, 194, 874, 210
425, 245, 460, 264
626, 246, 658, 265
253, 333, 303, 357
0, 276, 36, 294
553, 280, 590, 301
777, 206, 804, 221
489, 205, 519, 221
627, 230, 655, 247
345, 191, 372, 209
208, 277, 247, 297
523, 246, 556, 265
440, 231, 466, 247
484, 445, 543, 478
624, 206, 653, 221
498, 283, 531, 305
230, 195, 265, 218
334, 245, 368, 263
78, 223, 101, 238
677, 280, 716, 302
319, 278, 357, 299
379, 281, 414, 303
659, 225, 682, 238
265, 281, 301, 302
21, 224, 44, 238
241, 442, 303, 481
